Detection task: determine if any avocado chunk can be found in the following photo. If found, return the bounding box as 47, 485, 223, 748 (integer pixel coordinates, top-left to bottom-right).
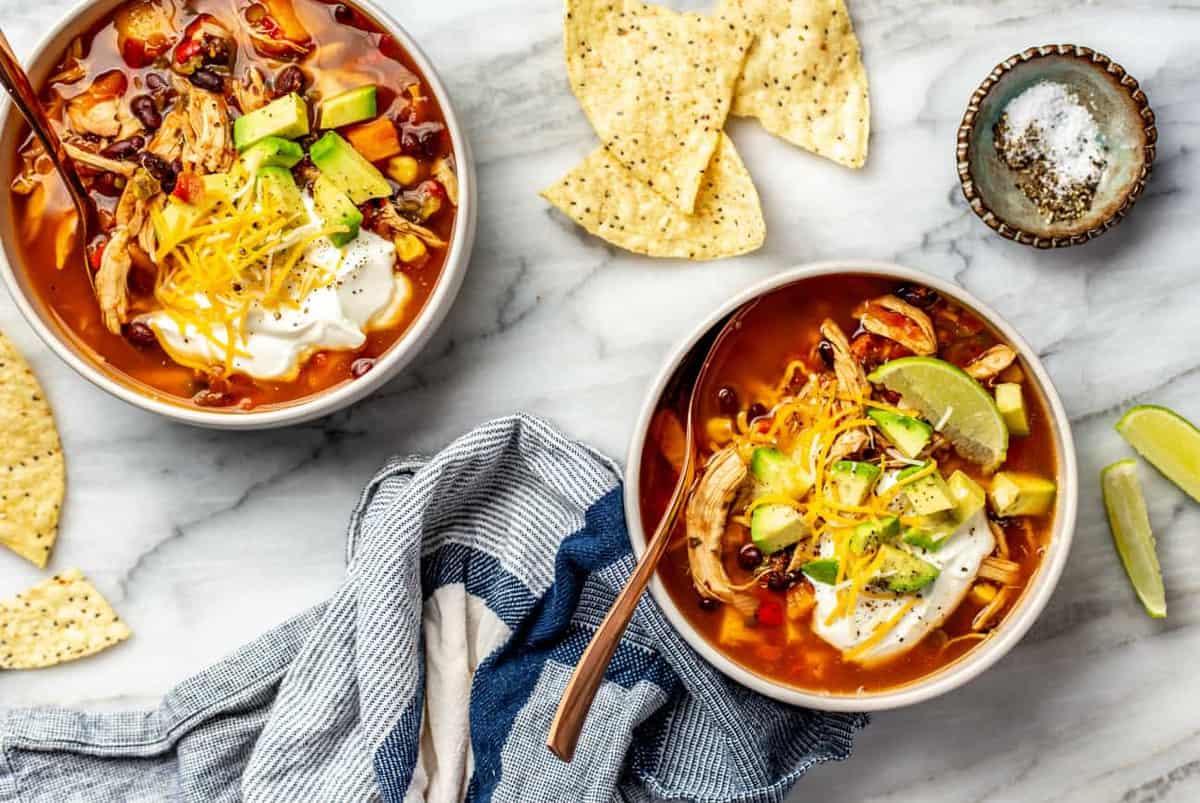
257, 166, 303, 212
313, 175, 363, 247
238, 136, 304, 173
848, 515, 900, 555
801, 559, 839, 585
309, 131, 392, 204
870, 544, 939, 593
152, 197, 202, 243
201, 172, 237, 199
989, 472, 1057, 517
995, 383, 1030, 437
829, 460, 880, 506
897, 463, 955, 515
946, 470, 986, 521
750, 446, 813, 499
867, 409, 933, 458
750, 504, 810, 554
319, 85, 378, 129
233, 93, 310, 151
901, 527, 947, 552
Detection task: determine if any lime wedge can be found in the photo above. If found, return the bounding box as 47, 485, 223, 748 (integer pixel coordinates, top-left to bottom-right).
1101, 459, 1165, 618
867, 357, 1008, 469
1116, 405, 1200, 502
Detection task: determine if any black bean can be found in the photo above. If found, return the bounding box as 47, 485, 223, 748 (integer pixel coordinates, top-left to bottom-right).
145, 72, 168, 93
747, 402, 768, 421
333, 3, 355, 24
274, 65, 307, 97
762, 571, 789, 592
401, 122, 444, 159
716, 385, 739, 416
786, 570, 804, 587
188, 68, 224, 93
99, 135, 145, 161
737, 543, 763, 571
894, 284, 939, 309
130, 94, 161, 130
91, 172, 125, 197
697, 596, 720, 612
125, 322, 157, 347
350, 357, 375, 378
817, 340, 835, 369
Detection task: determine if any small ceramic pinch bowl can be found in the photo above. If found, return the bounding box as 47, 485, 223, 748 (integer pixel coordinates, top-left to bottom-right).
957, 44, 1157, 248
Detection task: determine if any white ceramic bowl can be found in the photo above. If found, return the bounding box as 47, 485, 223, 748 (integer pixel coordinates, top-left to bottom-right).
625, 260, 1078, 711
0, 0, 476, 429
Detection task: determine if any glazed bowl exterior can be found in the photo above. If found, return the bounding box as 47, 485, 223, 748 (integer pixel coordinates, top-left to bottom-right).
624, 260, 1078, 711
0, 0, 476, 429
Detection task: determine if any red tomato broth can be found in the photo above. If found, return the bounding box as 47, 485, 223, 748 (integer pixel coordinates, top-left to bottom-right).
8, 0, 456, 411
638, 275, 1058, 694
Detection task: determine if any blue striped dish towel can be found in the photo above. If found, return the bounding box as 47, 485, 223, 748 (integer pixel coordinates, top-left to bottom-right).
0, 415, 865, 802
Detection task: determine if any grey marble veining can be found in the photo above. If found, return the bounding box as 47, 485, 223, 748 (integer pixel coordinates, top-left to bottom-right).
1, 1, 1199, 800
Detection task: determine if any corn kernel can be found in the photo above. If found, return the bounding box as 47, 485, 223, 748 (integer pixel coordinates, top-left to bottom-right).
386, 155, 420, 186
706, 416, 734, 444
969, 582, 998, 606
395, 234, 426, 263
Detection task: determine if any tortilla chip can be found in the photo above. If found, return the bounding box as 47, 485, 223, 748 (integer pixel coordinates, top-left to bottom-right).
0, 331, 65, 568
543, 132, 765, 260
722, 0, 870, 168
565, 0, 753, 213
0, 569, 131, 669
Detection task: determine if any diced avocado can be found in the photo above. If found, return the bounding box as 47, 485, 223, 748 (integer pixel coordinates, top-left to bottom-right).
870, 544, 939, 593
995, 383, 1030, 436
152, 196, 201, 243
257, 166, 303, 212
201, 172, 237, 199
238, 136, 304, 173
897, 463, 955, 515
848, 515, 900, 555
801, 559, 839, 585
318, 85, 377, 129
829, 460, 881, 506
901, 527, 947, 552
750, 504, 810, 555
947, 470, 986, 522
750, 447, 812, 499
312, 175, 363, 247
233, 93, 310, 151
989, 472, 1057, 517
867, 409, 933, 458
309, 131, 392, 204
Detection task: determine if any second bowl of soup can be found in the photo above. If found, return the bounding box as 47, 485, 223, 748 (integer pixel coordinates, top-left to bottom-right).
627, 262, 1077, 710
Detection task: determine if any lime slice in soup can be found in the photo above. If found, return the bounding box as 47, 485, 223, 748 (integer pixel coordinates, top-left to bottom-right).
867, 357, 1008, 469
1116, 405, 1200, 503
1101, 459, 1166, 619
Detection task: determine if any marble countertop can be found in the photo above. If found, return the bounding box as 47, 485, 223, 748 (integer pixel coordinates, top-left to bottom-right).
2, 0, 1199, 800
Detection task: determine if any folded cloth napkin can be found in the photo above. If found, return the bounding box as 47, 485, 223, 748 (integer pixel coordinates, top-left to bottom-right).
0, 415, 865, 802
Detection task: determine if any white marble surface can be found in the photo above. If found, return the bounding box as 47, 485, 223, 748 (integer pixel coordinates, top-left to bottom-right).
1, 0, 1199, 800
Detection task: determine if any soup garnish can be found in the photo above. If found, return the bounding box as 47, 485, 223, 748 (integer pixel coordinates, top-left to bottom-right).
8, 0, 458, 410
641, 276, 1058, 692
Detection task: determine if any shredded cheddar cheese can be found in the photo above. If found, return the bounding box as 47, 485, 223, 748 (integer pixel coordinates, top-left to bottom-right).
842, 597, 918, 662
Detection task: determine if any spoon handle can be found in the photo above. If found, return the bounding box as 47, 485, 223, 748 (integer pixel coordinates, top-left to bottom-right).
546, 451, 693, 762
0, 27, 91, 216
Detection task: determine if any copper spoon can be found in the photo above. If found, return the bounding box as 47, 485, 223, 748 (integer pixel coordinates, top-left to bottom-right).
0, 27, 98, 283
546, 302, 757, 762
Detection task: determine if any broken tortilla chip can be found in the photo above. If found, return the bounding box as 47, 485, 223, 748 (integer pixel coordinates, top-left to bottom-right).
0, 569, 131, 669
722, 0, 870, 168
0, 331, 64, 568
543, 132, 765, 260
564, 0, 753, 214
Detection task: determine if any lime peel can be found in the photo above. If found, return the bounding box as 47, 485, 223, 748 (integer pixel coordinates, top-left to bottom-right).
1116, 405, 1200, 503
1101, 459, 1166, 619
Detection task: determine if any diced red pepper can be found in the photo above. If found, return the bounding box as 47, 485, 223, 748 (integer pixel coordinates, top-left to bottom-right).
88, 240, 106, 272
172, 171, 204, 204
756, 599, 784, 627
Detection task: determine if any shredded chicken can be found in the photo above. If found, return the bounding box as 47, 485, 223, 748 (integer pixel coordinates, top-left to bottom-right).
374, 201, 448, 248
180, 86, 235, 174
859, 294, 938, 355
978, 556, 1020, 585
96, 227, 133, 333
685, 447, 748, 604
11, 140, 51, 195
965, 345, 1018, 381
63, 141, 137, 177
972, 586, 1012, 631
66, 90, 122, 139
147, 105, 187, 163
820, 319, 870, 399
231, 66, 269, 114
828, 429, 869, 464
432, 157, 458, 206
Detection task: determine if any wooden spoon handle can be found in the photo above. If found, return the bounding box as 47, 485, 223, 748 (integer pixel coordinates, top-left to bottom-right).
546, 466, 690, 762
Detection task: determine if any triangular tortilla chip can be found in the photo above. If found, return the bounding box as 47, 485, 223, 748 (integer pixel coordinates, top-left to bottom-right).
722, 0, 870, 168
0, 569, 131, 669
0, 331, 64, 567
565, 0, 753, 213
543, 132, 765, 260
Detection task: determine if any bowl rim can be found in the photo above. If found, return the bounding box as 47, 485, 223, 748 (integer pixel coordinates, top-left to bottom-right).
955, 43, 1157, 250
0, 0, 477, 430
623, 260, 1079, 711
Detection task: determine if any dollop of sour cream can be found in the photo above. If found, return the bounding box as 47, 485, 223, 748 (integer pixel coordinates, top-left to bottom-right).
141, 194, 411, 381
811, 510, 995, 666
